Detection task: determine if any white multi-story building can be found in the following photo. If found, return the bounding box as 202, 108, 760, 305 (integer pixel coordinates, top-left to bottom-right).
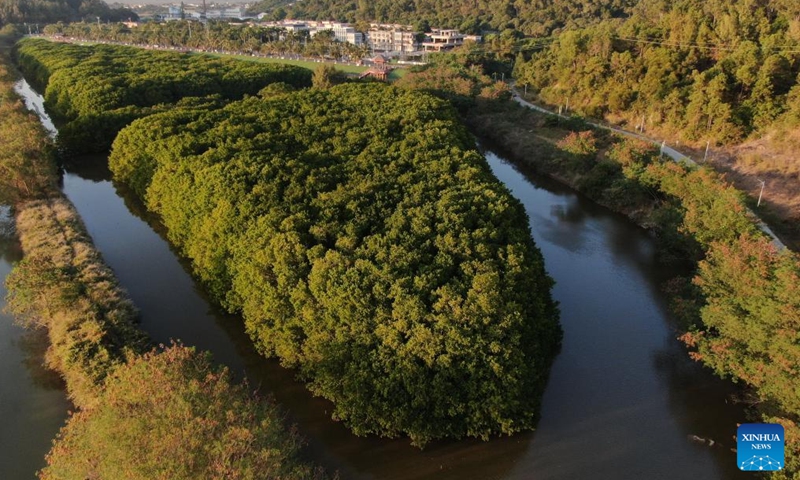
310, 21, 364, 45
421, 29, 466, 51
260, 20, 364, 46
366, 25, 419, 53
167, 5, 250, 20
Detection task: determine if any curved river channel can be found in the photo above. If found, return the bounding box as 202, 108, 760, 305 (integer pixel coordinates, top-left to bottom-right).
4, 79, 751, 479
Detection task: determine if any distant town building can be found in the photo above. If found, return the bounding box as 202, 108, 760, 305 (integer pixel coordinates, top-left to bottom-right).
166, 6, 182, 20
310, 21, 364, 45
421, 29, 466, 51
165, 5, 250, 21
247, 19, 476, 54
367, 24, 419, 53
260, 20, 364, 46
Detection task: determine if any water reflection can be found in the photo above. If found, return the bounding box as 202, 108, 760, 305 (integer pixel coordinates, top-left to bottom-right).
13, 80, 57, 138
485, 151, 748, 480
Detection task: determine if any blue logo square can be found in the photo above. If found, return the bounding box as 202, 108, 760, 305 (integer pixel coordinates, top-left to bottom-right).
737, 423, 784, 471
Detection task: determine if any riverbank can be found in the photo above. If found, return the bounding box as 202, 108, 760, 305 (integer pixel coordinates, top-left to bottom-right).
1, 28, 325, 479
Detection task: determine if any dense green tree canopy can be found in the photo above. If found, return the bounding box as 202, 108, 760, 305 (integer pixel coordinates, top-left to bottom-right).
14, 38, 312, 151
249, 0, 635, 36
514, 0, 800, 144
109, 83, 561, 445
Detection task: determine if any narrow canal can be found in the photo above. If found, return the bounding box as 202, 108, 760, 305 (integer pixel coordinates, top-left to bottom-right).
7, 78, 750, 479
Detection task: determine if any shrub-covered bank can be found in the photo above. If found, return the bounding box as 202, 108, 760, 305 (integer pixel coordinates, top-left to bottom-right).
1, 30, 323, 479
109, 82, 562, 446
13, 38, 312, 153
6, 197, 149, 407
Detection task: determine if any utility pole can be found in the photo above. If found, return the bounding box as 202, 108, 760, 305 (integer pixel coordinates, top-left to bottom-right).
703, 140, 710, 163
524, 84, 527, 96
757, 179, 766, 207
660, 140, 665, 159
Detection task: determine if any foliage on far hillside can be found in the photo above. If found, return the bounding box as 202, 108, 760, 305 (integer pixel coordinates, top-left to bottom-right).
249, 0, 635, 36
13, 38, 312, 152
0, 0, 136, 27
514, 0, 800, 145
110, 82, 561, 446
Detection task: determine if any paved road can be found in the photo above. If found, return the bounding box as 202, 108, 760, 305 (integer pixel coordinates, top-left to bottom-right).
509, 87, 787, 250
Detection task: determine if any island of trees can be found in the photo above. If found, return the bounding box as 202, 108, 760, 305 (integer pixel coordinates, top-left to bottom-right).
14, 38, 312, 152
15, 38, 563, 447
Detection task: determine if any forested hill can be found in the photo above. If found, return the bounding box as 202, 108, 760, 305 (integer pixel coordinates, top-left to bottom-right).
514, 0, 800, 144
0, 0, 136, 27
253, 0, 635, 36
512, 0, 800, 246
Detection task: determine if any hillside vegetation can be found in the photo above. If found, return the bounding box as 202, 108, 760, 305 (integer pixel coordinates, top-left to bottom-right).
512, 0, 800, 248
109, 82, 561, 446
514, 0, 800, 144
251, 0, 635, 36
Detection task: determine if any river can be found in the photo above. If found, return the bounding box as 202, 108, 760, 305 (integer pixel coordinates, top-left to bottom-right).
7, 78, 750, 479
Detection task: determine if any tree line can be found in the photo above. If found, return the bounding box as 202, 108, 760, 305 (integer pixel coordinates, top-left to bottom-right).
513, 0, 800, 145
44, 20, 371, 61
14, 37, 312, 152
